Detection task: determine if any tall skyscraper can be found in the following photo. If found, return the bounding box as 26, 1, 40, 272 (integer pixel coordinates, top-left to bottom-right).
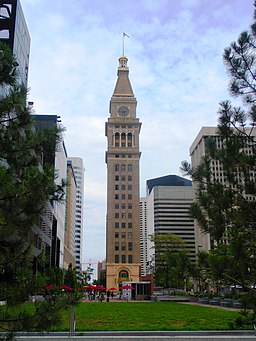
105, 55, 142, 289
0, 0, 30, 87
140, 175, 196, 275
68, 157, 85, 273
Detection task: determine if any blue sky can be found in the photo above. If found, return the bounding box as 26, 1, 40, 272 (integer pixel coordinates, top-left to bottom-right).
20, 0, 254, 272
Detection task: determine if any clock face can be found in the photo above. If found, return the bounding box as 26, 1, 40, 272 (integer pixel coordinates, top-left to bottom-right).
118, 105, 130, 117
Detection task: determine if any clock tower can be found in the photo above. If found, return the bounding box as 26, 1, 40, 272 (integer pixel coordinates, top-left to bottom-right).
105, 55, 141, 289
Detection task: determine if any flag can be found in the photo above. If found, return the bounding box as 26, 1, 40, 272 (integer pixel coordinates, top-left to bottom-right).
123, 32, 130, 38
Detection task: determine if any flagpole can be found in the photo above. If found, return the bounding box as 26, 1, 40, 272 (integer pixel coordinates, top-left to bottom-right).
122, 32, 130, 56
122, 33, 124, 56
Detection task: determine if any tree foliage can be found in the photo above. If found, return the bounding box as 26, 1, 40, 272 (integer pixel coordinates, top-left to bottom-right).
150, 234, 192, 289
0, 41, 77, 337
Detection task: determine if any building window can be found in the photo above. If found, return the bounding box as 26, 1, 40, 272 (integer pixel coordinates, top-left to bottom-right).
115, 164, 119, 172
121, 164, 126, 172
115, 194, 119, 200
115, 204, 119, 209
122, 255, 126, 263
128, 255, 133, 263
128, 164, 132, 172
115, 175, 119, 181
128, 232, 132, 239
115, 222, 119, 228
115, 185, 119, 190
115, 213, 119, 218
128, 203, 132, 209
122, 203, 126, 209
115, 232, 119, 238
121, 176, 125, 181
128, 194, 132, 200
122, 232, 126, 238
115, 255, 119, 263
115, 242, 119, 251
122, 194, 126, 200
128, 242, 132, 251
119, 269, 128, 278
128, 222, 132, 228
128, 184, 132, 190
128, 175, 132, 181
128, 213, 132, 218
121, 185, 126, 190
121, 242, 126, 251
122, 222, 126, 228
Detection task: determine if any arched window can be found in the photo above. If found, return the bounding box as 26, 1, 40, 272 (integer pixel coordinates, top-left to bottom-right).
115, 132, 120, 147
121, 133, 126, 147
119, 270, 129, 279
127, 133, 133, 147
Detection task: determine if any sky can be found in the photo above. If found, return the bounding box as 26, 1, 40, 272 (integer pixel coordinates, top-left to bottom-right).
20, 0, 254, 273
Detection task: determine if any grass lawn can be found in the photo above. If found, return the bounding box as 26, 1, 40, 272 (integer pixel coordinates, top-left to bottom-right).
51, 302, 240, 331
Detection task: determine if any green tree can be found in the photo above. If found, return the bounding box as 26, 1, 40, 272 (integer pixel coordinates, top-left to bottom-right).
151, 233, 191, 289
0, 41, 75, 337
181, 1, 256, 325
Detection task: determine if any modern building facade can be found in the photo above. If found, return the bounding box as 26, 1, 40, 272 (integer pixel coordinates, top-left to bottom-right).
64, 160, 77, 270
33, 114, 67, 269
105, 55, 142, 289
0, 0, 30, 87
190, 126, 256, 250
68, 157, 85, 273
140, 175, 196, 271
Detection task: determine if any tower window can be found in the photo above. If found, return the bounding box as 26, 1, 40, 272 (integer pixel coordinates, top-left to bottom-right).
121, 242, 126, 251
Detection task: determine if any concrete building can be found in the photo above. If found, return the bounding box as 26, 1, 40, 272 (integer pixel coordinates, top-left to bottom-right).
68, 157, 85, 273
189, 126, 256, 251
140, 197, 154, 276
105, 55, 142, 289
33, 114, 67, 269
0, 0, 30, 87
64, 160, 77, 270
140, 175, 196, 271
